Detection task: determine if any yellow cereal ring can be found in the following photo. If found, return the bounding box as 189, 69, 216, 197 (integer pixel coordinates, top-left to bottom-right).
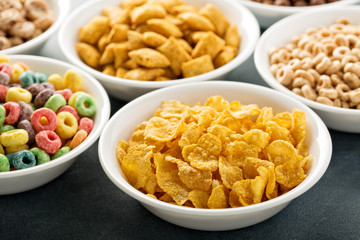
48, 73, 64, 90
0, 143, 4, 155
6, 87, 32, 103
63, 70, 84, 92
10, 64, 24, 84
1, 129, 29, 147
70, 129, 87, 149
5, 144, 29, 154
55, 111, 78, 139
0, 54, 9, 63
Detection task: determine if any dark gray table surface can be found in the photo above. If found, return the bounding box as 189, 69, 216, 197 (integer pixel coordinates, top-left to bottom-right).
1, 0, 360, 238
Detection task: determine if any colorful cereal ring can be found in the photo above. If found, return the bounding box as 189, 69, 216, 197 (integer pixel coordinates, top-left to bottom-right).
35, 130, 62, 154
3, 102, 20, 125
74, 93, 96, 117
55, 111, 78, 139
56, 105, 80, 122
29, 147, 50, 165
47, 73, 63, 90
20, 70, 38, 88
31, 108, 57, 132
18, 120, 36, 145
51, 146, 71, 160
11, 150, 36, 170
5, 87, 32, 103
0, 84, 8, 102
0, 105, 5, 127
70, 129, 87, 149
0, 129, 29, 147
44, 94, 66, 112
78, 117, 94, 134
0, 154, 10, 172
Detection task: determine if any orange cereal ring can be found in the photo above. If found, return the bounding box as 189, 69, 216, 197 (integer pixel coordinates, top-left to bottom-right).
69, 129, 87, 149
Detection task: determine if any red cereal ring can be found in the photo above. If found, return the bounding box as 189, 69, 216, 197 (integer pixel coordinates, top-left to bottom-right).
0, 62, 12, 77
3, 102, 20, 125
31, 108, 57, 132
35, 130, 62, 154
54, 88, 73, 102
0, 85, 9, 103
56, 105, 80, 122
78, 117, 94, 134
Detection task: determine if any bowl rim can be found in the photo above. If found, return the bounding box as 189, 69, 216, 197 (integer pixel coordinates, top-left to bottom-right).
0, 0, 71, 55
238, 0, 360, 14
0, 54, 111, 179
58, 0, 260, 89
98, 81, 332, 216
254, 5, 360, 116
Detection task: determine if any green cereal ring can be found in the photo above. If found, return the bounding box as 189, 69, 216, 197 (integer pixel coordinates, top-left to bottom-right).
0, 154, 10, 172
74, 93, 97, 117
35, 72, 48, 83
30, 147, 50, 165
0, 125, 15, 133
11, 150, 36, 170
44, 94, 66, 112
0, 105, 5, 127
51, 146, 71, 160
20, 70, 38, 88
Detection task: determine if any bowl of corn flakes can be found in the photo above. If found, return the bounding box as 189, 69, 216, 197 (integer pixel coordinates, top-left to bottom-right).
58, 0, 260, 101
254, 6, 360, 133
0, 0, 70, 54
98, 81, 332, 231
236, 0, 359, 29
0, 55, 111, 195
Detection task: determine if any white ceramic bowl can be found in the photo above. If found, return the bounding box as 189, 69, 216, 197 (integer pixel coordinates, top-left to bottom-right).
58, 0, 260, 101
0, 55, 111, 195
0, 0, 70, 55
237, 0, 360, 29
254, 6, 360, 133
98, 81, 332, 231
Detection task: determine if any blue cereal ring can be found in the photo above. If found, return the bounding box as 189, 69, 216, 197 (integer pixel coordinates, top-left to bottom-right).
11, 150, 36, 170
20, 70, 38, 88
35, 72, 48, 83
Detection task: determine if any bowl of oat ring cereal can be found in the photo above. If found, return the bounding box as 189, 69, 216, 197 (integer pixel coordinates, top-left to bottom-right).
237, 0, 360, 29
0, 0, 70, 54
58, 0, 260, 101
254, 6, 360, 133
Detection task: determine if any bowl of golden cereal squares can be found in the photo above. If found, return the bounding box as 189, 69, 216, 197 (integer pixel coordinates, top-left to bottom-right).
98, 81, 332, 231
0, 0, 70, 55
0, 55, 111, 195
58, 0, 260, 101
236, 0, 360, 29
254, 6, 360, 133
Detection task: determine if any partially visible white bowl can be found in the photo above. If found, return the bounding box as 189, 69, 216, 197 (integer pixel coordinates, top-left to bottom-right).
98, 81, 332, 231
58, 0, 260, 101
0, 0, 70, 55
237, 0, 360, 28
0, 55, 111, 195
254, 6, 360, 133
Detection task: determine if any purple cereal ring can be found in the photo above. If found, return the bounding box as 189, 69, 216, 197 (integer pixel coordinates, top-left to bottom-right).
18, 119, 36, 145
31, 107, 57, 132
34, 88, 54, 108
0, 72, 10, 85
17, 101, 33, 123
26, 83, 45, 98
35, 130, 62, 154
3, 102, 20, 125
40, 82, 55, 90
